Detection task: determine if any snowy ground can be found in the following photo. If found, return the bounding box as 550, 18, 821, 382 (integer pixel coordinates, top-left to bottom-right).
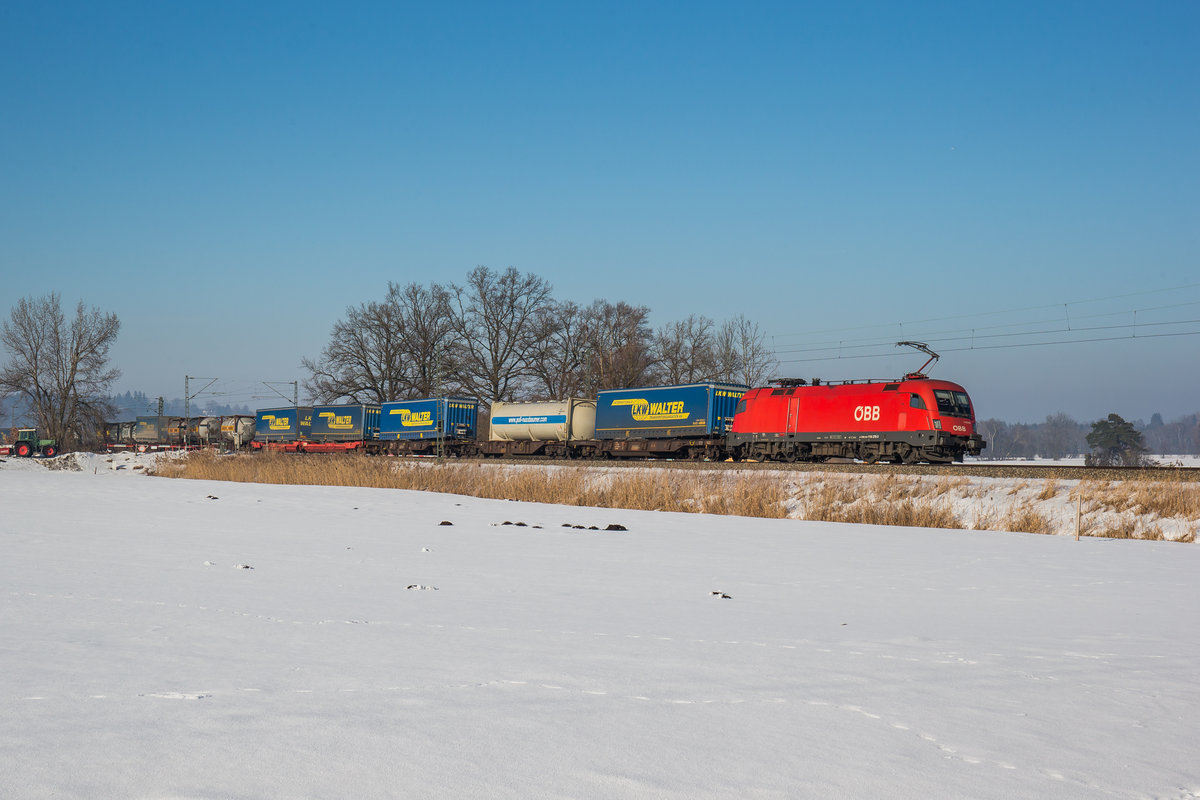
2, 453, 1199, 799
968, 455, 1200, 467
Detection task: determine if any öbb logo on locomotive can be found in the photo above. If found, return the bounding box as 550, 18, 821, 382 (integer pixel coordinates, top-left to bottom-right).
853, 406, 881, 422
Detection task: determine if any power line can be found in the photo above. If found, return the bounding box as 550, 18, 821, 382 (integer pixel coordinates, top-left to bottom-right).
771, 281, 1200, 342
777, 324, 1200, 364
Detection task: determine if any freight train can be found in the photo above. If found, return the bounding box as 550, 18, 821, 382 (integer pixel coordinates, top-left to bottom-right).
104, 373, 985, 464
103, 415, 256, 452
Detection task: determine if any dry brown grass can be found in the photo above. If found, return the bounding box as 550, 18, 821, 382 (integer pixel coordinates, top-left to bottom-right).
998, 507, 1055, 535
798, 474, 958, 529
152, 452, 1199, 541
1036, 478, 1060, 501
1074, 480, 1200, 520
154, 451, 790, 519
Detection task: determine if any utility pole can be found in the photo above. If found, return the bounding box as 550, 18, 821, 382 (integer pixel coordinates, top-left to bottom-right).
185, 376, 218, 447
263, 381, 299, 408
435, 344, 444, 461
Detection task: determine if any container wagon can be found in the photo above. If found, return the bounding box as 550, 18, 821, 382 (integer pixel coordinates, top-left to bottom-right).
253, 407, 314, 449
595, 382, 748, 459
131, 416, 186, 451
308, 404, 381, 444
479, 398, 597, 458
379, 398, 479, 456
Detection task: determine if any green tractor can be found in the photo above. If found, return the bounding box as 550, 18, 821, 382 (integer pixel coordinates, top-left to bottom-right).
9, 428, 59, 458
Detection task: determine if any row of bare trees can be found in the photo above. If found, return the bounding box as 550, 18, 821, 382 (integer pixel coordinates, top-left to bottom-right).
302, 266, 777, 404
976, 411, 1200, 459
0, 293, 121, 447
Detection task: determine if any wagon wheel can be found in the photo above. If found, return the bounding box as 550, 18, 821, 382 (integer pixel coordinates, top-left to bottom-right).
858, 446, 879, 465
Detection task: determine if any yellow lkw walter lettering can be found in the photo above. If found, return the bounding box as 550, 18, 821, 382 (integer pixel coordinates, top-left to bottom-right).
390, 409, 433, 427
611, 398, 689, 422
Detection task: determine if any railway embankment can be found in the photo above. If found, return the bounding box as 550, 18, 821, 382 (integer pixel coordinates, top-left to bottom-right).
137, 451, 1200, 543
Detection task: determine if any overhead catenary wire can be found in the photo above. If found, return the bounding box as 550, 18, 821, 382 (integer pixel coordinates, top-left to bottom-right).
772, 283, 1200, 365
771, 281, 1200, 343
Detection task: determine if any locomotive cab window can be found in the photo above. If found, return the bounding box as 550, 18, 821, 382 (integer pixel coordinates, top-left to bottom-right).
735, 399, 747, 414
933, 389, 972, 418
909, 394, 926, 410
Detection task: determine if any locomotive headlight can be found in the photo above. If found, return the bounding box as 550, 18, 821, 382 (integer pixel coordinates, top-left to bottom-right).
933, 419, 942, 430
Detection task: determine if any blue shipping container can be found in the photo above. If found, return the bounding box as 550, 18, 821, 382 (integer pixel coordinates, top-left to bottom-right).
380, 398, 479, 441
309, 404, 381, 442
255, 407, 314, 442
595, 383, 748, 439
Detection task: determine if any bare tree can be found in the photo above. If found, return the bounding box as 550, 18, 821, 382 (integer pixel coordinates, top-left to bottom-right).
302, 295, 408, 404
0, 293, 120, 447
712, 314, 776, 386
390, 281, 457, 397
448, 266, 554, 402
303, 281, 460, 404
1040, 412, 1085, 459
529, 300, 592, 399
653, 314, 716, 385
581, 300, 656, 392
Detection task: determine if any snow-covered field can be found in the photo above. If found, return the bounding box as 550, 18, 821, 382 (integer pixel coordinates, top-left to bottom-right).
2, 453, 1199, 799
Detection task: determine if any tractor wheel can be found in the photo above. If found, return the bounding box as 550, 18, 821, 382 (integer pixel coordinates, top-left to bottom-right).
42, 445, 58, 457
15, 442, 32, 457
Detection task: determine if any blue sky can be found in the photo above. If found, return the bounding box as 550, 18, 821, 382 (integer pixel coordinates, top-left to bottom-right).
1, 1, 1197, 422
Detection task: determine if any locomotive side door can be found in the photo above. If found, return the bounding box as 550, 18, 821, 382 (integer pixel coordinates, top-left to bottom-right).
786, 396, 801, 434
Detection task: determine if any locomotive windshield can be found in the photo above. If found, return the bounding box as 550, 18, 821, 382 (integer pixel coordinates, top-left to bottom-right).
933, 389, 972, 418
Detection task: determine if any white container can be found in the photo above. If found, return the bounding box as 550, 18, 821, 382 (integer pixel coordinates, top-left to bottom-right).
488, 399, 596, 442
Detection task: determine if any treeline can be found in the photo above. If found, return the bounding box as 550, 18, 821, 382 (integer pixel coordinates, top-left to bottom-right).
303, 266, 777, 404
978, 412, 1200, 459
105, 391, 252, 419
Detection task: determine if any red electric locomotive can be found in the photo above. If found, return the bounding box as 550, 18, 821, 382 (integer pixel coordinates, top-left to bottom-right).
728, 345, 985, 464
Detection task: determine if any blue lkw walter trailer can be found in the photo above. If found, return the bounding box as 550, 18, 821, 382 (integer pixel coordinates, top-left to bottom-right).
380, 398, 479, 440
255, 407, 314, 442
308, 404, 381, 442
595, 383, 749, 440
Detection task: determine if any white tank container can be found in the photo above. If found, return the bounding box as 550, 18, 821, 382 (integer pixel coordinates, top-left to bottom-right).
221, 415, 257, 446
198, 417, 223, 443
489, 399, 596, 442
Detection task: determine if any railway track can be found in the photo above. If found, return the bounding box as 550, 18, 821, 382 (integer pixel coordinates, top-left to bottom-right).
492, 458, 1200, 482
